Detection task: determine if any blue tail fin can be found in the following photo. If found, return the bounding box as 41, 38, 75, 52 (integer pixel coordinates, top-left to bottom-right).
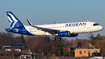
6, 11, 24, 29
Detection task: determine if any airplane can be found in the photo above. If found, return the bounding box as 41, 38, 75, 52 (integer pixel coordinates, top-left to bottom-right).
5, 11, 103, 41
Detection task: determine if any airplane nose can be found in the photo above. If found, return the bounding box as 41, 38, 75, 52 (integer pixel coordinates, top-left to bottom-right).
100, 26, 103, 30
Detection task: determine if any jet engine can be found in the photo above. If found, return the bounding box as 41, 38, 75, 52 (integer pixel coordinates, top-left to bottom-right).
58, 31, 78, 37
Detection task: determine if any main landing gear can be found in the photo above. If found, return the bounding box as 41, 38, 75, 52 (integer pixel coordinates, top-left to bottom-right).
53, 36, 61, 41
45, 35, 62, 41
46, 36, 50, 42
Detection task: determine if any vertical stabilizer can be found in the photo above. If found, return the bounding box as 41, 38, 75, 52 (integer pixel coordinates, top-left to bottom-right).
6, 11, 24, 29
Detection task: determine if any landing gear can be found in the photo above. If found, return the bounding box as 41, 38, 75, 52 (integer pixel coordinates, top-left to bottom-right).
53, 36, 61, 41
46, 35, 50, 42
58, 37, 61, 41
45, 35, 62, 41
53, 38, 56, 41
88, 32, 92, 39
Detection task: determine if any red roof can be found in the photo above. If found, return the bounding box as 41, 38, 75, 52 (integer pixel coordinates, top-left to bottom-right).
64, 48, 70, 52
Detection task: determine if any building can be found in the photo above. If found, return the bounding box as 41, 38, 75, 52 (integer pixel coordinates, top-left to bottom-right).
74, 43, 100, 57
75, 49, 100, 57
2, 43, 25, 52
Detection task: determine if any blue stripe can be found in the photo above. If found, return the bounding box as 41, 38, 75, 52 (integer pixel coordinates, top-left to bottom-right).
6, 11, 24, 28
7, 14, 14, 28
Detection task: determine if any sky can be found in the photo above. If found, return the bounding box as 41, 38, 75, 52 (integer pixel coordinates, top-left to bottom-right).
0, 0, 105, 40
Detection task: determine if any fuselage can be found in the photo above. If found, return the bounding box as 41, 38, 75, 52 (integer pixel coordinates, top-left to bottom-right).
24, 21, 103, 36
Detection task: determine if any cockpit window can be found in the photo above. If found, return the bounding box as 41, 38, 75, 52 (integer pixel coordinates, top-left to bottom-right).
93, 23, 99, 26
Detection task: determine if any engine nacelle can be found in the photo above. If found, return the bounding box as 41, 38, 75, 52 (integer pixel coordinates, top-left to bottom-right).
58, 31, 78, 37
58, 31, 70, 37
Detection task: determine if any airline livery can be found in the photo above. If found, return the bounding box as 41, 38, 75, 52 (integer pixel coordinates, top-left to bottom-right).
5, 11, 103, 41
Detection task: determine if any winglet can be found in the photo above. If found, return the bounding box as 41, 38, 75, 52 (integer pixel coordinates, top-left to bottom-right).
54, 21, 57, 24
27, 19, 33, 26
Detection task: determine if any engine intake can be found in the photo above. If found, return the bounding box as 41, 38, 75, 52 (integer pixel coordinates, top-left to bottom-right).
69, 33, 78, 37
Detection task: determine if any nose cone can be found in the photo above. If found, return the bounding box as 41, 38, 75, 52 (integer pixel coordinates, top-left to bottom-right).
99, 26, 103, 30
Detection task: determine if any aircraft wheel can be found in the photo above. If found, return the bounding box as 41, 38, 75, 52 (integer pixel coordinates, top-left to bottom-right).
53, 38, 56, 41
58, 37, 61, 41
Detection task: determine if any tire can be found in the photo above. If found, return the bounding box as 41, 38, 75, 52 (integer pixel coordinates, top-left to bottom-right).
53, 38, 56, 41
58, 37, 61, 41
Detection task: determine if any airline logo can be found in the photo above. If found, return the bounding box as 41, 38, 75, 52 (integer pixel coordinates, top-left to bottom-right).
7, 13, 18, 28
65, 22, 86, 27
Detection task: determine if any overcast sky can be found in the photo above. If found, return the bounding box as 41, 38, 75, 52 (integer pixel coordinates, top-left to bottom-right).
0, 0, 105, 40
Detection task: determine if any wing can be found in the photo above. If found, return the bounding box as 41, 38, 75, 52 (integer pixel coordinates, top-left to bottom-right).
27, 19, 60, 34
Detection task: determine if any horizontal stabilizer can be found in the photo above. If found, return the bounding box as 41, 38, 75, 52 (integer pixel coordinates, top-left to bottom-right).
5, 28, 18, 32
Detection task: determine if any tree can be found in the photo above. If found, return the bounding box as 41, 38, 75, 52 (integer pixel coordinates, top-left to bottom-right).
101, 41, 105, 57
77, 42, 81, 48
10, 48, 16, 59
63, 52, 67, 57
69, 51, 74, 57
57, 50, 61, 56
47, 51, 53, 57
72, 39, 89, 48
0, 32, 15, 47
21, 34, 25, 44
93, 40, 103, 48
25, 36, 36, 49
21, 50, 26, 55
90, 34, 102, 45
90, 34, 96, 45
96, 34, 101, 39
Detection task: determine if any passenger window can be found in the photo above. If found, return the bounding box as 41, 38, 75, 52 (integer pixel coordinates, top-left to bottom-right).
93, 23, 99, 26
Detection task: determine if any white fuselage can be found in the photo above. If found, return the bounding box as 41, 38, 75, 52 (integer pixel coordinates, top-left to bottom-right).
24, 21, 103, 36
